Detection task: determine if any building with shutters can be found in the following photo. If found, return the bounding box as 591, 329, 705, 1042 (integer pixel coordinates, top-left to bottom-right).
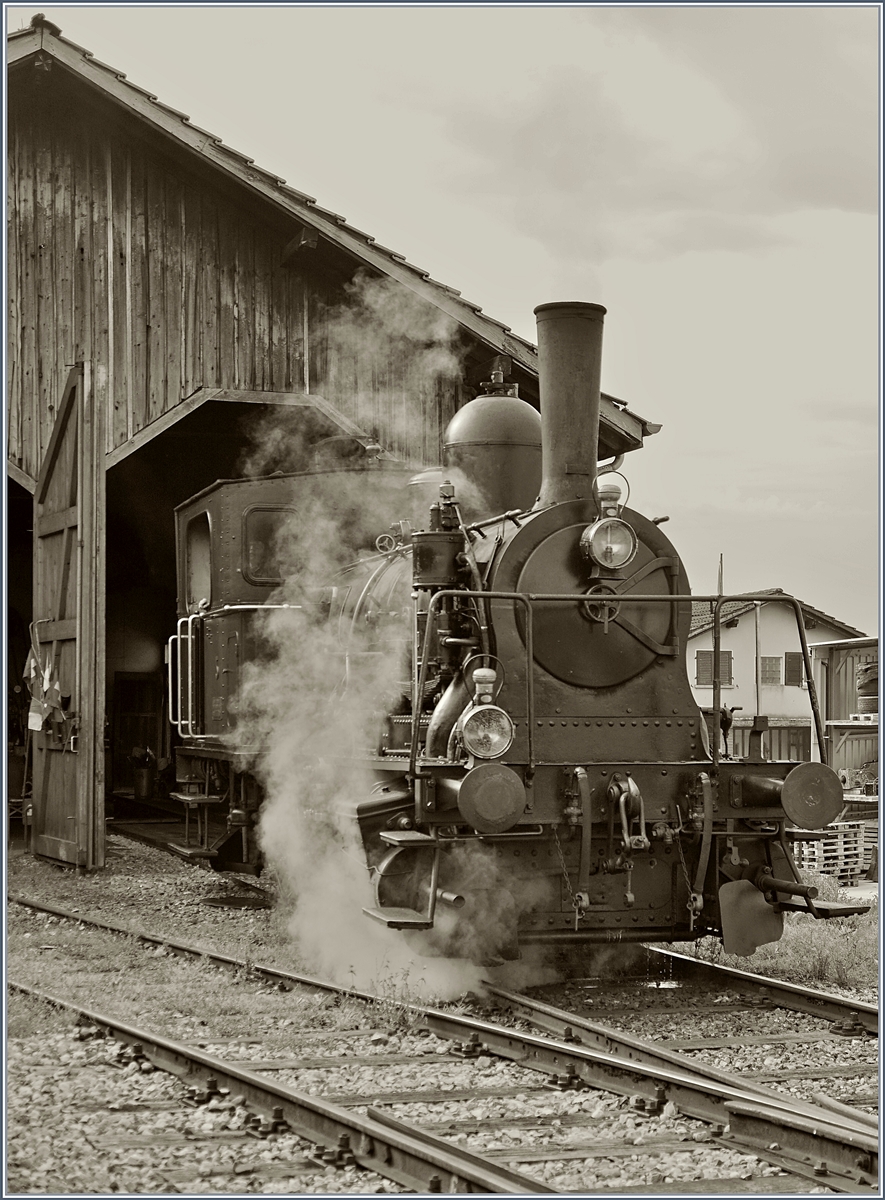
6, 14, 659, 869
688, 589, 867, 763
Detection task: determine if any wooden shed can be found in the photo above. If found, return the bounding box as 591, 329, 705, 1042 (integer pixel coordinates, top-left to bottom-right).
6, 14, 658, 869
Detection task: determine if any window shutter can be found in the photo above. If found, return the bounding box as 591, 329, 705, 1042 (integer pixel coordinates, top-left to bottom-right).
696, 650, 732, 686
696, 651, 713, 686
784, 652, 805, 686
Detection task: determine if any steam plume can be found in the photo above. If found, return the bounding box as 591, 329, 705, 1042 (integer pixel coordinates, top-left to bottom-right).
233, 277, 564, 998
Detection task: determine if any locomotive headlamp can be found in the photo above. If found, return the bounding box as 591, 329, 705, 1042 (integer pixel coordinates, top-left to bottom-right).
460, 705, 515, 759
580, 517, 638, 569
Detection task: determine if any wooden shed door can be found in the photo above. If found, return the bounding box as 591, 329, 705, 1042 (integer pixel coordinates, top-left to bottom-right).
31, 364, 106, 868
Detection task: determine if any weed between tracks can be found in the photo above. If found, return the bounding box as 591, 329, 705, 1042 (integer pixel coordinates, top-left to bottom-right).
5, 905, 378, 1045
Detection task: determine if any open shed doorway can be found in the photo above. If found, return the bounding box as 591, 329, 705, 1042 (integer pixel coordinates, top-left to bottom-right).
7, 475, 34, 807
104, 393, 363, 814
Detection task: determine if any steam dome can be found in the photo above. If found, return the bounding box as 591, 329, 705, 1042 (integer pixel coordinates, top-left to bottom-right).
443, 394, 542, 521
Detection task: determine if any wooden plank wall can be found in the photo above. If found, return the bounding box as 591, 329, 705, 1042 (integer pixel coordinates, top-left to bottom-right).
7, 74, 465, 483
826, 644, 878, 723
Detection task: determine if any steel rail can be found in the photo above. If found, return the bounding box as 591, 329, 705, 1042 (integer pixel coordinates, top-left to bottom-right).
648, 946, 879, 1035
415, 1009, 878, 1193
480, 981, 878, 1133
12, 891, 877, 1035
725, 1101, 878, 1193
10, 895, 877, 1187
8, 981, 549, 1195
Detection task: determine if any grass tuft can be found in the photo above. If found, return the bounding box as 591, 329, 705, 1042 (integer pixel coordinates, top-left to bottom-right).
688, 871, 878, 992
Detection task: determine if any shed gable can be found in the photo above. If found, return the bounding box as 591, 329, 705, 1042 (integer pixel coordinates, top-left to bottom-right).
7, 15, 655, 489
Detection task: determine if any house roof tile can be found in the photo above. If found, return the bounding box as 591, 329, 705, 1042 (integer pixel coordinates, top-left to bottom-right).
689, 589, 866, 640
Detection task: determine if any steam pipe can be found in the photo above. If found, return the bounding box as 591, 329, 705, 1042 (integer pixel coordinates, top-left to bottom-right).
534, 302, 606, 507
425, 674, 471, 757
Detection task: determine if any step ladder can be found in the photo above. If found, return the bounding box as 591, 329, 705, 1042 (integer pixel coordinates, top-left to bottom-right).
362, 829, 440, 929
168, 791, 225, 851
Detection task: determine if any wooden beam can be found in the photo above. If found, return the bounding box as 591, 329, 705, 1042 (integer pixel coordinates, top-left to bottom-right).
36, 367, 81, 504
35, 618, 77, 643
203, 389, 372, 439
36, 505, 78, 536
105, 387, 216, 469
7, 461, 37, 494
104, 388, 374, 469
6, 30, 42, 66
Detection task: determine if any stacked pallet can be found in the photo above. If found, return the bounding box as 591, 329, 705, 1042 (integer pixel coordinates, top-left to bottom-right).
837, 791, 878, 875
791, 820, 865, 885
862, 822, 879, 873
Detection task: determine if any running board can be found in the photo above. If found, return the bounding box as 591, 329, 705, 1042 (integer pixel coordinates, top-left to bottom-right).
378, 830, 437, 846
166, 843, 218, 860
363, 906, 434, 930
775, 899, 871, 918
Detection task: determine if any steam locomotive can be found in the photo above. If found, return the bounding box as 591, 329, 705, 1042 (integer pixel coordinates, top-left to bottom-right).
169, 302, 863, 959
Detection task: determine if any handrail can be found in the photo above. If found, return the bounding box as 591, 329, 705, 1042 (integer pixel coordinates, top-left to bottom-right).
176, 617, 189, 737
167, 635, 179, 732
173, 606, 297, 743
408, 589, 826, 775
186, 614, 200, 737
710, 592, 827, 767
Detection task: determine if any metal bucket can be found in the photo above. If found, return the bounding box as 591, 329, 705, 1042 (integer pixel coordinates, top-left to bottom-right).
133, 767, 155, 801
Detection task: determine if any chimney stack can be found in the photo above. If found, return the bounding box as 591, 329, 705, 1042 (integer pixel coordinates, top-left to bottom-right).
534, 302, 606, 507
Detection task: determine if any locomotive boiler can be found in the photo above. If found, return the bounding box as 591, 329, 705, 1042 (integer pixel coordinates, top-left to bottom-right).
169, 301, 863, 959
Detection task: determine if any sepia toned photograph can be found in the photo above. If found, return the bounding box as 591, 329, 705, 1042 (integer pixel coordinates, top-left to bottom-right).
4, 3, 880, 1195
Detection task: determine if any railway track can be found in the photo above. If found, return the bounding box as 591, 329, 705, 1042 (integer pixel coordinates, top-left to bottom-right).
482, 948, 878, 1116
7, 893, 879, 1193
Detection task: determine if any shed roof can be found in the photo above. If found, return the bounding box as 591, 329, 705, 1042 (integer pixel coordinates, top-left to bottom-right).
7, 14, 658, 453
689, 589, 866, 641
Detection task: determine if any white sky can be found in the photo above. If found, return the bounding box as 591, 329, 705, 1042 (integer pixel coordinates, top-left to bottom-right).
6, 3, 881, 633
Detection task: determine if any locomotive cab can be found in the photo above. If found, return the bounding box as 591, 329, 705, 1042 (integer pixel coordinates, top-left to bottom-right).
168, 460, 412, 868
172, 477, 300, 742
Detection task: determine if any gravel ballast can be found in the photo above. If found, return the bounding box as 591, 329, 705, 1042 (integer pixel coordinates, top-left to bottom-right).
6, 833, 876, 1193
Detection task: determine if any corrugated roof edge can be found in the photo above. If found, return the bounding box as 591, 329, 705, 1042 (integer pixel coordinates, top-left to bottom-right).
7, 13, 657, 441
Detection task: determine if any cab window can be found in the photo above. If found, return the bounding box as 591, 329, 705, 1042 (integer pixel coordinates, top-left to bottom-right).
243, 507, 296, 585
186, 512, 212, 611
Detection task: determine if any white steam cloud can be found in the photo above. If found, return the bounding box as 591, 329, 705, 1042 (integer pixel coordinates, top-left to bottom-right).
231, 282, 547, 1000
235, 480, 489, 1000
316, 271, 466, 466
231, 275, 575, 999
237, 474, 562, 999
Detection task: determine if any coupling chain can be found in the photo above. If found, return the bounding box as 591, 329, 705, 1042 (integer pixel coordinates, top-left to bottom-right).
676, 830, 703, 928
552, 825, 584, 929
